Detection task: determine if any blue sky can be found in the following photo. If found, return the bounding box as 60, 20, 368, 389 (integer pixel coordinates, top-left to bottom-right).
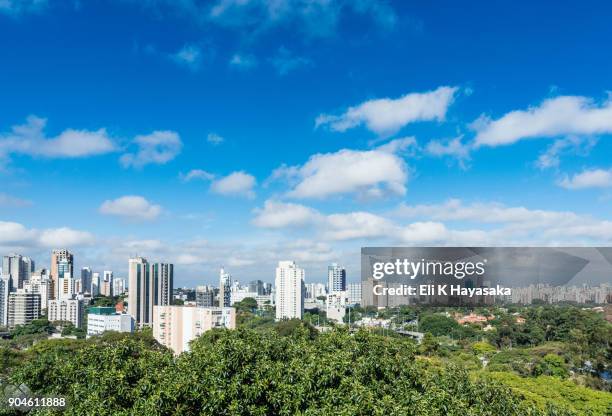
1, 0, 612, 286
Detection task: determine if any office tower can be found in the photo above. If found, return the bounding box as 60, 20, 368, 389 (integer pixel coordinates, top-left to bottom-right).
0, 277, 11, 327
50, 249, 73, 299
101, 271, 114, 297
91, 272, 100, 296
128, 257, 153, 327
80, 267, 92, 295
87, 307, 134, 337
113, 278, 126, 296
328, 263, 346, 294
264, 282, 272, 295
275, 261, 305, 321
153, 305, 236, 354
219, 267, 232, 308
48, 298, 84, 328
347, 283, 362, 305
196, 285, 214, 308
2, 253, 28, 289
305, 283, 327, 300
24, 275, 51, 311
151, 263, 173, 306
8, 290, 41, 329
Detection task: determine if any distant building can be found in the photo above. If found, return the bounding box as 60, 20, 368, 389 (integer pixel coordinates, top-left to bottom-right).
48, 298, 85, 328
23, 274, 51, 311
113, 278, 126, 296
128, 257, 152, 327
2, 253, 31, 290
87, 306, 134, 337
248, 280, 265, 295
50, 249, 73, 299
347, 283, 362, 305
57, 273, 76, 300
328, 263, 346, 294
91, 272, 100, 296
153, 306, 236, 354
219, 267, 232, 308
0, 276, 11, 327
275, 261, 305, 320
195, 285, 214, 308
101, 271, 114, 297
80, 267, 92, 295
305, 283, 327, 300
8, 290, 41, 329
151, 263, 173, 306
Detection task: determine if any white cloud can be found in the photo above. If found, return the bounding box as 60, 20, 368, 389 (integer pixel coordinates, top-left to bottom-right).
473, 95, 612, 147
180, 169, 215, 182
170, 44, 203, 70
210, 171, 256, 198
558, 169, 612, 190
252, 200, 321, 228
0, 0, 47, 15
120, 130, 182, 169
269, 47, 311, 75
375, 136, 418, 155
425, 136, 471, 168
0, 193, 31, 207
0, 115, 116, 161
0, 221, 94, 248
207, 132, 224, 145
280, 148, 408, 199
229, 53, 257, 69
316, 86, 458, 136
536, 136, 597, 170
323, 212, 395, 240
99, 195, 162, 221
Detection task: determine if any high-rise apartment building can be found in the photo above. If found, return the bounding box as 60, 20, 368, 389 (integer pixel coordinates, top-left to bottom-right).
48, 298, 84, 328
24, 274, 51, 311
91, 272, 100, 296
153, 305, 236, 354
101, 271, 113, 296
113, 278, 126, 296
0, 277, 11, 327
151, 263, 173, 306
8, 290, 41, 329
50, 249, 73, 299
328, 263, 346, 294
219, 267, 232, 308
347, 283, 362, 306
275, 261, 305, 320
128, 257, 151, 327
57, 273, 76, 300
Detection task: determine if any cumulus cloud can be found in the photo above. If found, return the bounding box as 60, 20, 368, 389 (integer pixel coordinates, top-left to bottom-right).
170, 44, 203, 71
275, 148, 408, 199
120, 130, 182, 169
316, 86, 458, 136
473, 95, 612, 147
210, 171, 256, 198
99, 195, 162, 221
180, 169, 215, 182
0, 221, 94, 248
0, 115, 116, 161
558, 169, 612, 190
252, 200, 321, 228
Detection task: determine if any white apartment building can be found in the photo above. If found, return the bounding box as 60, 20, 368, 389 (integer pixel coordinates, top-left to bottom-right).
0, 276, 11, 327
347, 283, 362, 305
275, 261, 305, 321
113, 278, 126, 296
87, 311, 134, 337
305, 283, 327, 300
153, 306, 236, 354
48, 298, 85, 328
24, 277, 51, 311
328, 263, 346, 294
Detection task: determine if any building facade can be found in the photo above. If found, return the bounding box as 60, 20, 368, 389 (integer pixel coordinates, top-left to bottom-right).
275, 261, 305, 320
327, 263, 346, 294
87, 307, 134, 337
8, 290, 40, 329
153, 305, 236, 354
48, 298, 84, 328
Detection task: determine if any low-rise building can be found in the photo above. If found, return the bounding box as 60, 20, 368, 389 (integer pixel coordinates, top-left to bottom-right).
153, 305, 236, 354
48, 298, 85, 328
87, 306, 134, 337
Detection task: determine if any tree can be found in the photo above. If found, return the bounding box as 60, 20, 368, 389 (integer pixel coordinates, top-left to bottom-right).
533, 354, 569, 378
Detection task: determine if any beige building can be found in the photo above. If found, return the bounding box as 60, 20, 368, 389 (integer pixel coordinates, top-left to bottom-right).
153, 306, 236, 354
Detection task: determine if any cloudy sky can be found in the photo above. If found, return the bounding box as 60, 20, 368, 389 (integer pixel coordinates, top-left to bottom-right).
1, 0, 612, 286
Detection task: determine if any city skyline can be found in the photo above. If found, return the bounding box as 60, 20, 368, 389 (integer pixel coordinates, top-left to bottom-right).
2, 2, 612, 287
